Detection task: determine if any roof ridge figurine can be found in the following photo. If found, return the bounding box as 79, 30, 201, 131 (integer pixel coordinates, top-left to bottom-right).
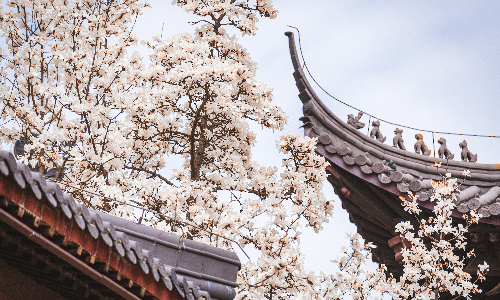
347, 112, 365, 129
369, 120, 386, 143
459, 140, 477, 162
414, 134, 431, 156
393, 128, 406, 150
438, 137, 454, 160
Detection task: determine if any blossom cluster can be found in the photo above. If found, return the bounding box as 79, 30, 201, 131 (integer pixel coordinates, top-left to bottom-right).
317, 174, 488, 300
393, 173, 487, 299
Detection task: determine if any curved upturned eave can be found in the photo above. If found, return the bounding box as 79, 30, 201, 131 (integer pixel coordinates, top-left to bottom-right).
285, 31, 500, 183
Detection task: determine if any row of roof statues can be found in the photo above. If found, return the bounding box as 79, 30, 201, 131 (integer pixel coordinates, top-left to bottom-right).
347, 112, 478, 162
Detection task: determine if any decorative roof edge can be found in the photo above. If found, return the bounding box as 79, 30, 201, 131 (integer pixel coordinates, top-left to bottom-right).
284, 31, 500, 181
285, 32, 500, 223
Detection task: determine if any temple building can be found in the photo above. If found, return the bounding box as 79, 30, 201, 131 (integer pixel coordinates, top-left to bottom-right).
286, 31, 500, 298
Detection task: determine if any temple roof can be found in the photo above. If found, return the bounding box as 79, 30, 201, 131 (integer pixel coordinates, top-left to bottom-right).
0, 150, 240, 300
285, 32, 500, 297
285, 31, 500, 225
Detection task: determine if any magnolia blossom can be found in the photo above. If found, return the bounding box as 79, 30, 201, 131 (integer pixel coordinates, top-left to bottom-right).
0, 0, 488, 299
393, 174, 487, 299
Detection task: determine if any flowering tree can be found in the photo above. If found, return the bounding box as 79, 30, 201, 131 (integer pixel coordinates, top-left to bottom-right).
0, 0, 150, 210
0, 0, 487, 299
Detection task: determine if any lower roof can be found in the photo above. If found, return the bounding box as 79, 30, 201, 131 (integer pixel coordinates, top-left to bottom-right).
0, 150, 240, 300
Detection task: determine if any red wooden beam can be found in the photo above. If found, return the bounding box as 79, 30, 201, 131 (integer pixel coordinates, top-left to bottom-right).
0, 203, 141, 300
0, 173, 182, 300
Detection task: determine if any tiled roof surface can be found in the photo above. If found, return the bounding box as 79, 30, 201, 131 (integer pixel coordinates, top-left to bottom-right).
0, 150, 240, 300
96, 212, 240, 300
309, 123, 500, 218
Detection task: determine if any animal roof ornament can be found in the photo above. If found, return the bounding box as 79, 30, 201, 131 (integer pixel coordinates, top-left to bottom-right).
438, 137, 454, 160
370, 120, 386, 143
347, 112, 365, 129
